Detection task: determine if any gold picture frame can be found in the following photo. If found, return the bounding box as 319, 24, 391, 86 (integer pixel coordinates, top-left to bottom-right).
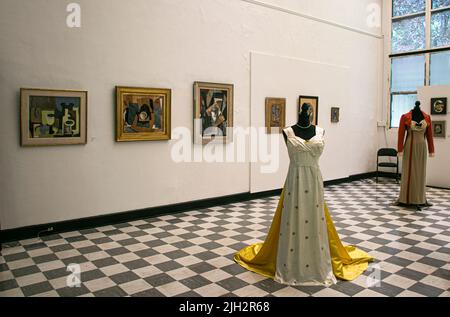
298, 95, 319, 125
265, 97, 286, 133
20, 88, 88, 146
194, 82, 234, 144
116, 86, 171, 142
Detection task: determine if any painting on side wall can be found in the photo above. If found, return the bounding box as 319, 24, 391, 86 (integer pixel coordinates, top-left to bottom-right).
331, 107, 340, 123
116, 86, 171, 142
298, 95, 319, 125
431, 97, 447, 115
265, 97, 286, 133
20, 88, 87, 146
194, 82, 233, 144
432, 120, 446, 138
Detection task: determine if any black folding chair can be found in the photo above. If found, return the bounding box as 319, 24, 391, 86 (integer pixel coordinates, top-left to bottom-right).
376, 148, 399, 183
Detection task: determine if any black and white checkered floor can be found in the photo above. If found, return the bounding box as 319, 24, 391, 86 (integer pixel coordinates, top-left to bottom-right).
1, 179, 449, 297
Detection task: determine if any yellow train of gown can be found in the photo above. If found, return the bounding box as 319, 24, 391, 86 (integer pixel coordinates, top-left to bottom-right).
234, 186, 373, 281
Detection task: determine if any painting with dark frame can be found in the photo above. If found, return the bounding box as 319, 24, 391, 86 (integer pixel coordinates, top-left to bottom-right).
194, 82, 233, 144
432, 120, 446, 138
298, 95, 318, 125
20, 88, 87, 146
331, 107, 340, 123
431, 97, 447, 115
265, 97, 286, 133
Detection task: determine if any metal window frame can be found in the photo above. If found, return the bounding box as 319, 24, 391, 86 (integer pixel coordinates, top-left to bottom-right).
388, 0, 450, 128
389, 92, 418, 128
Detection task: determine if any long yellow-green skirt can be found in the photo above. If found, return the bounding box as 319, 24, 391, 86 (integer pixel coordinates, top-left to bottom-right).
234, 186, 373, 281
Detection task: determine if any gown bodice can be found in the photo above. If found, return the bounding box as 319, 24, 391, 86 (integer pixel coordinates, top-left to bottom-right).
406, 120, 428, 147
410, 120, 427, 133
283, 126, 325, 167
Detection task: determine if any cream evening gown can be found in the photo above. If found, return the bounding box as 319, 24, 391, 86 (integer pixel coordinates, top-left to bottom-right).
234, 126, 373, 286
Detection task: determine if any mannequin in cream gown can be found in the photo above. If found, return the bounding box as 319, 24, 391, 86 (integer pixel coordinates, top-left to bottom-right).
235, 104, 373, 286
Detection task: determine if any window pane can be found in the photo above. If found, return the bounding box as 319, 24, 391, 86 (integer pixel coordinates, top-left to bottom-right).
391, 55, 425, 92
392, 15, 426, 53
431, 10, 450, 47
430, 51, 450, 85
391, 94, 417, 128
432, 0, 450, 9
393, 0, 426, 17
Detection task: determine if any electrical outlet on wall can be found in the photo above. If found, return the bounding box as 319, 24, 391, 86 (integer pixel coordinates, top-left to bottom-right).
377, 121, 386, 127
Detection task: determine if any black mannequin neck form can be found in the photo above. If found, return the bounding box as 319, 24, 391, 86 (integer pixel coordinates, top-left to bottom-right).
290, 113, 316, 140
412, 103, 424, 123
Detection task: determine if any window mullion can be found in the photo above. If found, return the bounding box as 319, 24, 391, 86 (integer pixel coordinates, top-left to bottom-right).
392, 11, 425, 21
425, 0, 431, 85
431, 5, 450, 13
425, 0, 432, 50
391, 91, 418, 95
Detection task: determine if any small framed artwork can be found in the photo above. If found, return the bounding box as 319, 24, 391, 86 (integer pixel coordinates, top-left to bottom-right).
298, 95, 318, 125
194, 82, 233, 144
431, 97, 447, 115
116, 86, 171, 142
20, 88, 87, 146
432, 121, 446, 138
265, 97, 286, 133
331, 107, 340, 123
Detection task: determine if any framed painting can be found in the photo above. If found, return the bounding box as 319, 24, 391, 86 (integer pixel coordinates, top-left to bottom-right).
431, 97, 447, 115
265, 97, 286, 133
194, 82, 233, 144
20, 88, 87, 146
116, 86, 171, 142
331, 107, 340, 123
432, 120, 446, 138
298, 95, 318, 125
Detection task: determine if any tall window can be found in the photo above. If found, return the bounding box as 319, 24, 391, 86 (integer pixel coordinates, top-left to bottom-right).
390, 0, 450, 128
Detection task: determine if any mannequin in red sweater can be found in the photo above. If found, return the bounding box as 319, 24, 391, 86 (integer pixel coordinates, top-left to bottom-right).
397, 101, 435, 210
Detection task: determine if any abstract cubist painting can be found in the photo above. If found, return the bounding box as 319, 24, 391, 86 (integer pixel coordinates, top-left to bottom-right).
194, 82, 233, 144
20, 88, 87, 146
116, 87, 171, 142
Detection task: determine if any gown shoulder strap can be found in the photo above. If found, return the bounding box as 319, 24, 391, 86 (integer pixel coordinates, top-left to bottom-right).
282, 126, 292, 138
315, 126, 325, 138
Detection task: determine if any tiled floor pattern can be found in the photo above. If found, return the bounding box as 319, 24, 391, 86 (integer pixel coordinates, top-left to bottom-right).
1, 179, 449, 297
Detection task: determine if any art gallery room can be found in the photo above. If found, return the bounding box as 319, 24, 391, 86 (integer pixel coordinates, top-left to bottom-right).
0, 0, 449, 302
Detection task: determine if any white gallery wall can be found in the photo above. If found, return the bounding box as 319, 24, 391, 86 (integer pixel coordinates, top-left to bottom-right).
0, 0, 382, 229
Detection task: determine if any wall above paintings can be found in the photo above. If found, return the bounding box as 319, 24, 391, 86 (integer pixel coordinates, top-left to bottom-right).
0, 0, 382, 230
239, 0, 383, 37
